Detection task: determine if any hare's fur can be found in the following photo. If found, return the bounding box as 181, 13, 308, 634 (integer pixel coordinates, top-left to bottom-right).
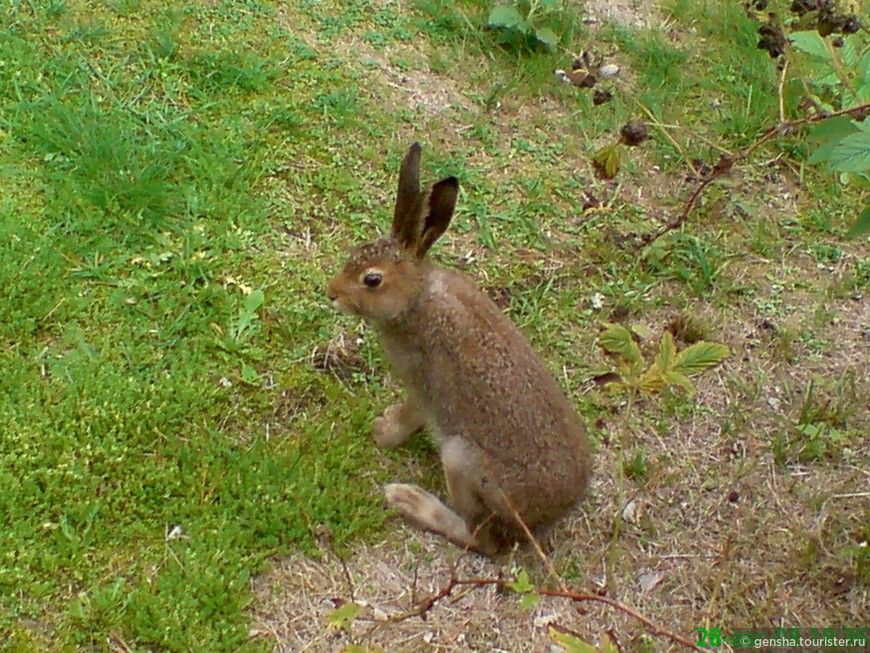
327, 144, 590, 555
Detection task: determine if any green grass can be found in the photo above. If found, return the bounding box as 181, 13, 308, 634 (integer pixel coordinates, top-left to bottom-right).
1, 0, 868, 649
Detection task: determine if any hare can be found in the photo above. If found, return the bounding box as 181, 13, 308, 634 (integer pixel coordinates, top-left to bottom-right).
326, 143, 590, 555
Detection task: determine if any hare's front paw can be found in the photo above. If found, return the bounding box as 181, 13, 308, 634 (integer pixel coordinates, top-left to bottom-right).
373, 402, 422, 449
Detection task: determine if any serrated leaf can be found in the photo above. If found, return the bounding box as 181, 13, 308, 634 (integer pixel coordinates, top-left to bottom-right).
599, 633, 619, 653
534, 27, 559, 46
592, 143, 622, 179
630, 323, 654, 341
243, 289, 264, 313
598, 323, 643, 372
637, 365, 666, 393
519, 592, 540, 609
807, 117, 860, 165
655, 331, 676, 372
509, 569, 534, 593
326, 602, 363, 632
241, 363, 260, 386
847, 204, 870, 238
790, 30, 831, 59
672, 342, 730, 376
549, 627, 601, 653
662, 370, 696, 393
488, 5, 523, 29
827, 130, 870, 173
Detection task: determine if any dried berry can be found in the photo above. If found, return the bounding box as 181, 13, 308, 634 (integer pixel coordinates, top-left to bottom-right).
842, 17, 861, 34
757, 22, 788, 58
620, 120, 649, 147
593, 88, 613, 106
790, 0, 817, 15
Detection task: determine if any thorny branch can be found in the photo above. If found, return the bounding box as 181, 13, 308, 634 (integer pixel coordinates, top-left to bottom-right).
641, 100, 870, 247
380, 574, 704, 652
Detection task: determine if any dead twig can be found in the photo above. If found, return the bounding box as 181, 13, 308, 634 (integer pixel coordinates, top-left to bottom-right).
641, 101, 870, 246
382, 575, 704, 652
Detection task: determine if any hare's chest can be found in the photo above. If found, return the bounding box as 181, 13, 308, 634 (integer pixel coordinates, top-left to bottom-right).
377, 331, 426, 388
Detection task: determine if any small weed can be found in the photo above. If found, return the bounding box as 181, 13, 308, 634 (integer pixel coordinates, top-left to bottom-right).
623, 448, 648, 482
487, 0, 578, 52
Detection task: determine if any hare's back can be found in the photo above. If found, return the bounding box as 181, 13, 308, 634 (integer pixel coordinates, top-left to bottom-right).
419, 269, 588, 470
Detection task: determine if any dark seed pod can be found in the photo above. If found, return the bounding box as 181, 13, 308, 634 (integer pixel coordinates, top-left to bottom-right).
620, 120, 649, 147
842, 17, 861, 34
593, 88, 613, 106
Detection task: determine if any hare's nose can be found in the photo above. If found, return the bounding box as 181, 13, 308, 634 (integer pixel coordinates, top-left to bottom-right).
327, 290, 338, 301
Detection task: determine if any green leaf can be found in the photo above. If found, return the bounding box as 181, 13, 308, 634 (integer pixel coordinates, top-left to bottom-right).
662, 370, 696, 394
807, 117, 860, 165
592, 143, 622, 179
790, 30, 831, 60
243, 289, 264, 313
637, 365, 666, 393
241, 363, 260, 386
630, 323, 654, 341
827, 130, 870, 173
549, 627, 601, 653
488, 5, 524, 29
847, 204, 870, 238
598, 323, 643, 372
519, 592, 540, 609
326, 602, 363, 632
599, 634, 619, 653
509, 569, 534, 593
672, 342, 730, 376
655, 331, 676, 372
534, 27, 559, 46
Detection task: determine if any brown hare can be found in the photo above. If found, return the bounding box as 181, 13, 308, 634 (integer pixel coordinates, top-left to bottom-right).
327, 143, 590, 555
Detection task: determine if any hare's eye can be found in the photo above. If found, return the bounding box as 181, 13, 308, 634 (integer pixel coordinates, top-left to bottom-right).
363, 272, 383, 288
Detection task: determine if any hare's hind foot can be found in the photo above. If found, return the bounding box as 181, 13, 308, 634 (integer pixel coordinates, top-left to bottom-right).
372, 395, 425, 449
384, 483, 496, 556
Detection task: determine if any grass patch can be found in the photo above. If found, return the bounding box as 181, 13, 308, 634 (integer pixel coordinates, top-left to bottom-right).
2, 0, 868, 650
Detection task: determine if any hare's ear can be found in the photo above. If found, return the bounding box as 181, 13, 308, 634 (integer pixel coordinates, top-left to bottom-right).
417, 177, 459, 257
392, 143, 422, 249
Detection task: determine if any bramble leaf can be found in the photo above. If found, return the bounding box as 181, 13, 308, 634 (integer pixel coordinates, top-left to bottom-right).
662, 370, 696, 394
599, 634, 619, 653
789, 31, 831, 60
807, 117, 860, 165
592, 143, 622, 179
488, 5, 524, 29
519, 592, 540, 609
599, 323, 643, 373
655, 331, 676, 372
549, 627, 601, 653
826, 129, 870, 173
637, 365, 666, 393
509, 569, 534, 593
672, 342, 730, 376
847, 204, 870, 238
327, 602, 363, 632
535, 27, 559, 46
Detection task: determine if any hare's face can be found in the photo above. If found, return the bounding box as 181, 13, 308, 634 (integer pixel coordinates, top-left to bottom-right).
327, 239, 423, 323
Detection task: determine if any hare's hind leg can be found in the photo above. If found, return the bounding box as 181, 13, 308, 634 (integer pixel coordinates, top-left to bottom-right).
373, 392, 425, 449
384, 483, 491, 553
